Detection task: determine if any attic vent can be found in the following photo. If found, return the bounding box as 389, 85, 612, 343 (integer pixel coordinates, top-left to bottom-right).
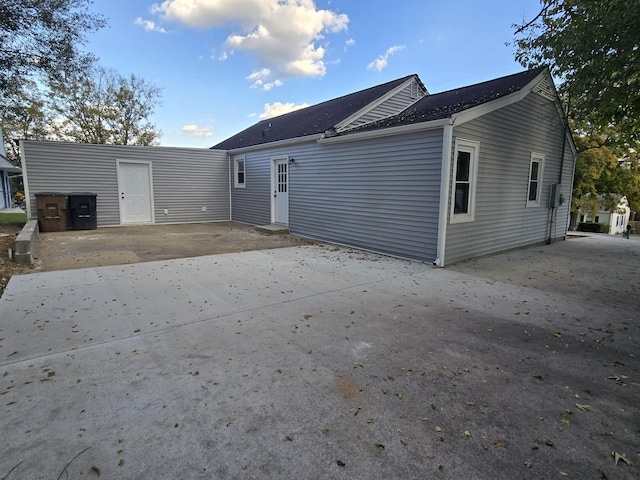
532, 77, 555, 101
410, 81, 419, 99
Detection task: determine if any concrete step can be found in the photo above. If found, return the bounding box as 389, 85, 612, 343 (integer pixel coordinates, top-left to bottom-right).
255, 224, 290, 235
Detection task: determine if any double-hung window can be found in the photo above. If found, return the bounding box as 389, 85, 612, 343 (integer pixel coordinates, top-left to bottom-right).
527, 153, 544, 207
234, 156, 246, 188
450, 138, 479, 223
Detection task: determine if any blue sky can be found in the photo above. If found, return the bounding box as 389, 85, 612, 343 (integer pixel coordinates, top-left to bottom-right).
85, 0, 542, 148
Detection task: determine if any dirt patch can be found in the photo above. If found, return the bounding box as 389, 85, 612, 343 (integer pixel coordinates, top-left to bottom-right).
34, 222, 318, 272
0, 225, 34, 297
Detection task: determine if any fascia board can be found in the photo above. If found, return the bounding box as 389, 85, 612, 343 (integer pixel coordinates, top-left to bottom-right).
317, 118, 450, 145
224, 134, 324, 154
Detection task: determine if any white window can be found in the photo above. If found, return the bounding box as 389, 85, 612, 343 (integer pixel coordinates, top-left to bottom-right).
234, 156, 246, 188
450, 138, 479, 223
527, 153, 545, 207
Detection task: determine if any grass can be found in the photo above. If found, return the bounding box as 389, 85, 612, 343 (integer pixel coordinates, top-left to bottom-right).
0, 212, 28, 226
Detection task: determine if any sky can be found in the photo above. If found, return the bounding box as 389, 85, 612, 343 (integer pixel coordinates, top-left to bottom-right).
84, 0, 543, 148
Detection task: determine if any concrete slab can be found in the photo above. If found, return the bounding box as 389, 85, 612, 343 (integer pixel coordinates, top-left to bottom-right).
1, 237, 639, 479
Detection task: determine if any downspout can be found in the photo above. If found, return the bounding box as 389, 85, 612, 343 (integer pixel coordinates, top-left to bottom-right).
434, 120, 454, 267
227, 153, 233, 221
547, 99, 570, 244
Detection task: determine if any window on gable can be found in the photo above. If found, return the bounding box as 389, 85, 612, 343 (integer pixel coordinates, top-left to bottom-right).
527, 153, 545, 207
234, 156, 245, 188
450, 138, 479, 223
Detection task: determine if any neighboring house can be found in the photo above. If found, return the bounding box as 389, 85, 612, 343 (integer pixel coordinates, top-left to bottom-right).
21, 66, 576, 266
21, 142, 229, 226
579, 195, 630, 234
213, 66, 576, 266
0, 125, 22, 209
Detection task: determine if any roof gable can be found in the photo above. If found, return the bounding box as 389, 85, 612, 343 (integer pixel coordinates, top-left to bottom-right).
340, 67, 549, 134
212, 75, 419, 150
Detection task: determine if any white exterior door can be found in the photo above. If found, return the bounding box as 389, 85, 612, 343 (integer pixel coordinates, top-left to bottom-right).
117, 161, 153, 224
272, 157, 289, 225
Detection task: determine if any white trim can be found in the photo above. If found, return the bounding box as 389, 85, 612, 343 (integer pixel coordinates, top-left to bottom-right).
116, 159, 155, 225
225, 134, 323, 154
318, 118, 450, 145
270, 155, 289, 225
334, 76, 419, 132
233, 155, 246, 188
449, 138, 480, 224
527, 153, 545, 207
435, 122, 454, 267
20, 140, 33, 218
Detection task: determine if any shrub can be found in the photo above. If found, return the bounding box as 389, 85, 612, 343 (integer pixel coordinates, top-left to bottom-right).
577, 222, 606, 233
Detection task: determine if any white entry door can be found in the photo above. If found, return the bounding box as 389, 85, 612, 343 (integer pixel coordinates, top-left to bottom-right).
117, 161, 153, 224
272, 157, 289, 225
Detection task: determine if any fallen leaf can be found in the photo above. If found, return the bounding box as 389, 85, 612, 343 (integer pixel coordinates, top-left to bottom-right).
491, 439, 503, 446
426, 453, 434, 460
396, 392, 403, 400
322, 428, 329, 434
400, 439, 408, 445
434, 426, 442, 432
337, 460, 345, 467
575, 403, 590, 411
612, 451, 632, 466
524, 461, 532, 469
90, 465, 101, 476
375, 442, 385, 449
466, 401, 476, 406
117, 447, 124, 454
533, 374, 543, 380
133, 350, 142, 355
367, 418, 375, 424
118, 459, 125, 467
560, 471, 568, 476
561, 415, 570, 425
464, 430, 471, 437
553, 332, 562, 338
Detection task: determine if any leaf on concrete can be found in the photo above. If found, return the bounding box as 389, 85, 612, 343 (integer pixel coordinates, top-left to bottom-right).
133, 350, 142, 355
533, 374, 543, 380
612, 451, 632, 466
464, 430, 471, 437
367, 418, 375, 424
560, 471, 568, 476
491, 439, 503, 446
524, 461, 532, 469
553, 332, 562, 338
396, 392, 403, 399
434, 426, 442, 432
90, 466, 101, 476
575, 403, 590, 411
118, 459, 125, 467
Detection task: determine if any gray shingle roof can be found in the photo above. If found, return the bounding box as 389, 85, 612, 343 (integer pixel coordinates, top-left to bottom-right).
340, 66, 548, 135
212, 67, 548, 150
212, 75, 417, 150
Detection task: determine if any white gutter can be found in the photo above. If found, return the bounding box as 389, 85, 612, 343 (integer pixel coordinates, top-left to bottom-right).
434, 120, 454, 267
317, 118, 450, 145
224, 134, 324, 155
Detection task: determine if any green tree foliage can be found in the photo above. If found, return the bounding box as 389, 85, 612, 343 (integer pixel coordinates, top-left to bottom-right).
0, 0, 106, 97
513, 0, 640, 144
49, 67, 163, 146
514, 1, 640, 221
0, 81, 52, 166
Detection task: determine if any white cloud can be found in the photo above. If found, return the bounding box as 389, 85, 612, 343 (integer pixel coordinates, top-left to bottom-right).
152, 0, 349, 85
367, 45, 405, 73
246, 68, 283, 90
345, 38, 355, 47
258, 101, 310, 119
135, 17, 167, 33
182, 124, 213, 137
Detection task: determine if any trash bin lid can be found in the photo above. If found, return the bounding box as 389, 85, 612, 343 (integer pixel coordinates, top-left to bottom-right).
68, 192, 98, 197
35, 192, 66, 197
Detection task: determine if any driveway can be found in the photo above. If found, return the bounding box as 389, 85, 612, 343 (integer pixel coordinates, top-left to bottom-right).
0, 234, 638, 479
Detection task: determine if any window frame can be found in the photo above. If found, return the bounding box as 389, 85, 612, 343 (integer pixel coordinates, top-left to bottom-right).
233, 155, 246, 188
450, 138, 480, 224
527, 153, 545, 207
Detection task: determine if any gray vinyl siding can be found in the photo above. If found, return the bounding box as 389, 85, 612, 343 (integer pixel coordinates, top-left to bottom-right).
444, 92, 574, 264
346, 81, 426, 129
230, 130, 443, 261
291, 130, 442, 262
22, 141, 229, 227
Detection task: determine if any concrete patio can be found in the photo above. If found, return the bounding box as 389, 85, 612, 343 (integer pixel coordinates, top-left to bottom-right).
1, 234, 638, 479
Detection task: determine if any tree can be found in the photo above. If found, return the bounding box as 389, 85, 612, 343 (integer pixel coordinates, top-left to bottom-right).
50, 67, 163, 146
0, 80, 52, 166
513, 0, 640, 145
514, 1, 640, 224
0, 0, 106, 97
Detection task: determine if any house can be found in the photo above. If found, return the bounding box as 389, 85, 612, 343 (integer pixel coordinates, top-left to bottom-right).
21, 66, 576, 266
0, 125, 23, 209
213, 66, 576, 266
579, 194, 630, 234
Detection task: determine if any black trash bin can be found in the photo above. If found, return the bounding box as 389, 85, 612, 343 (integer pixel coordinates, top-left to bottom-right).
68, 192, 97, 230
35, 192, 68, 232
